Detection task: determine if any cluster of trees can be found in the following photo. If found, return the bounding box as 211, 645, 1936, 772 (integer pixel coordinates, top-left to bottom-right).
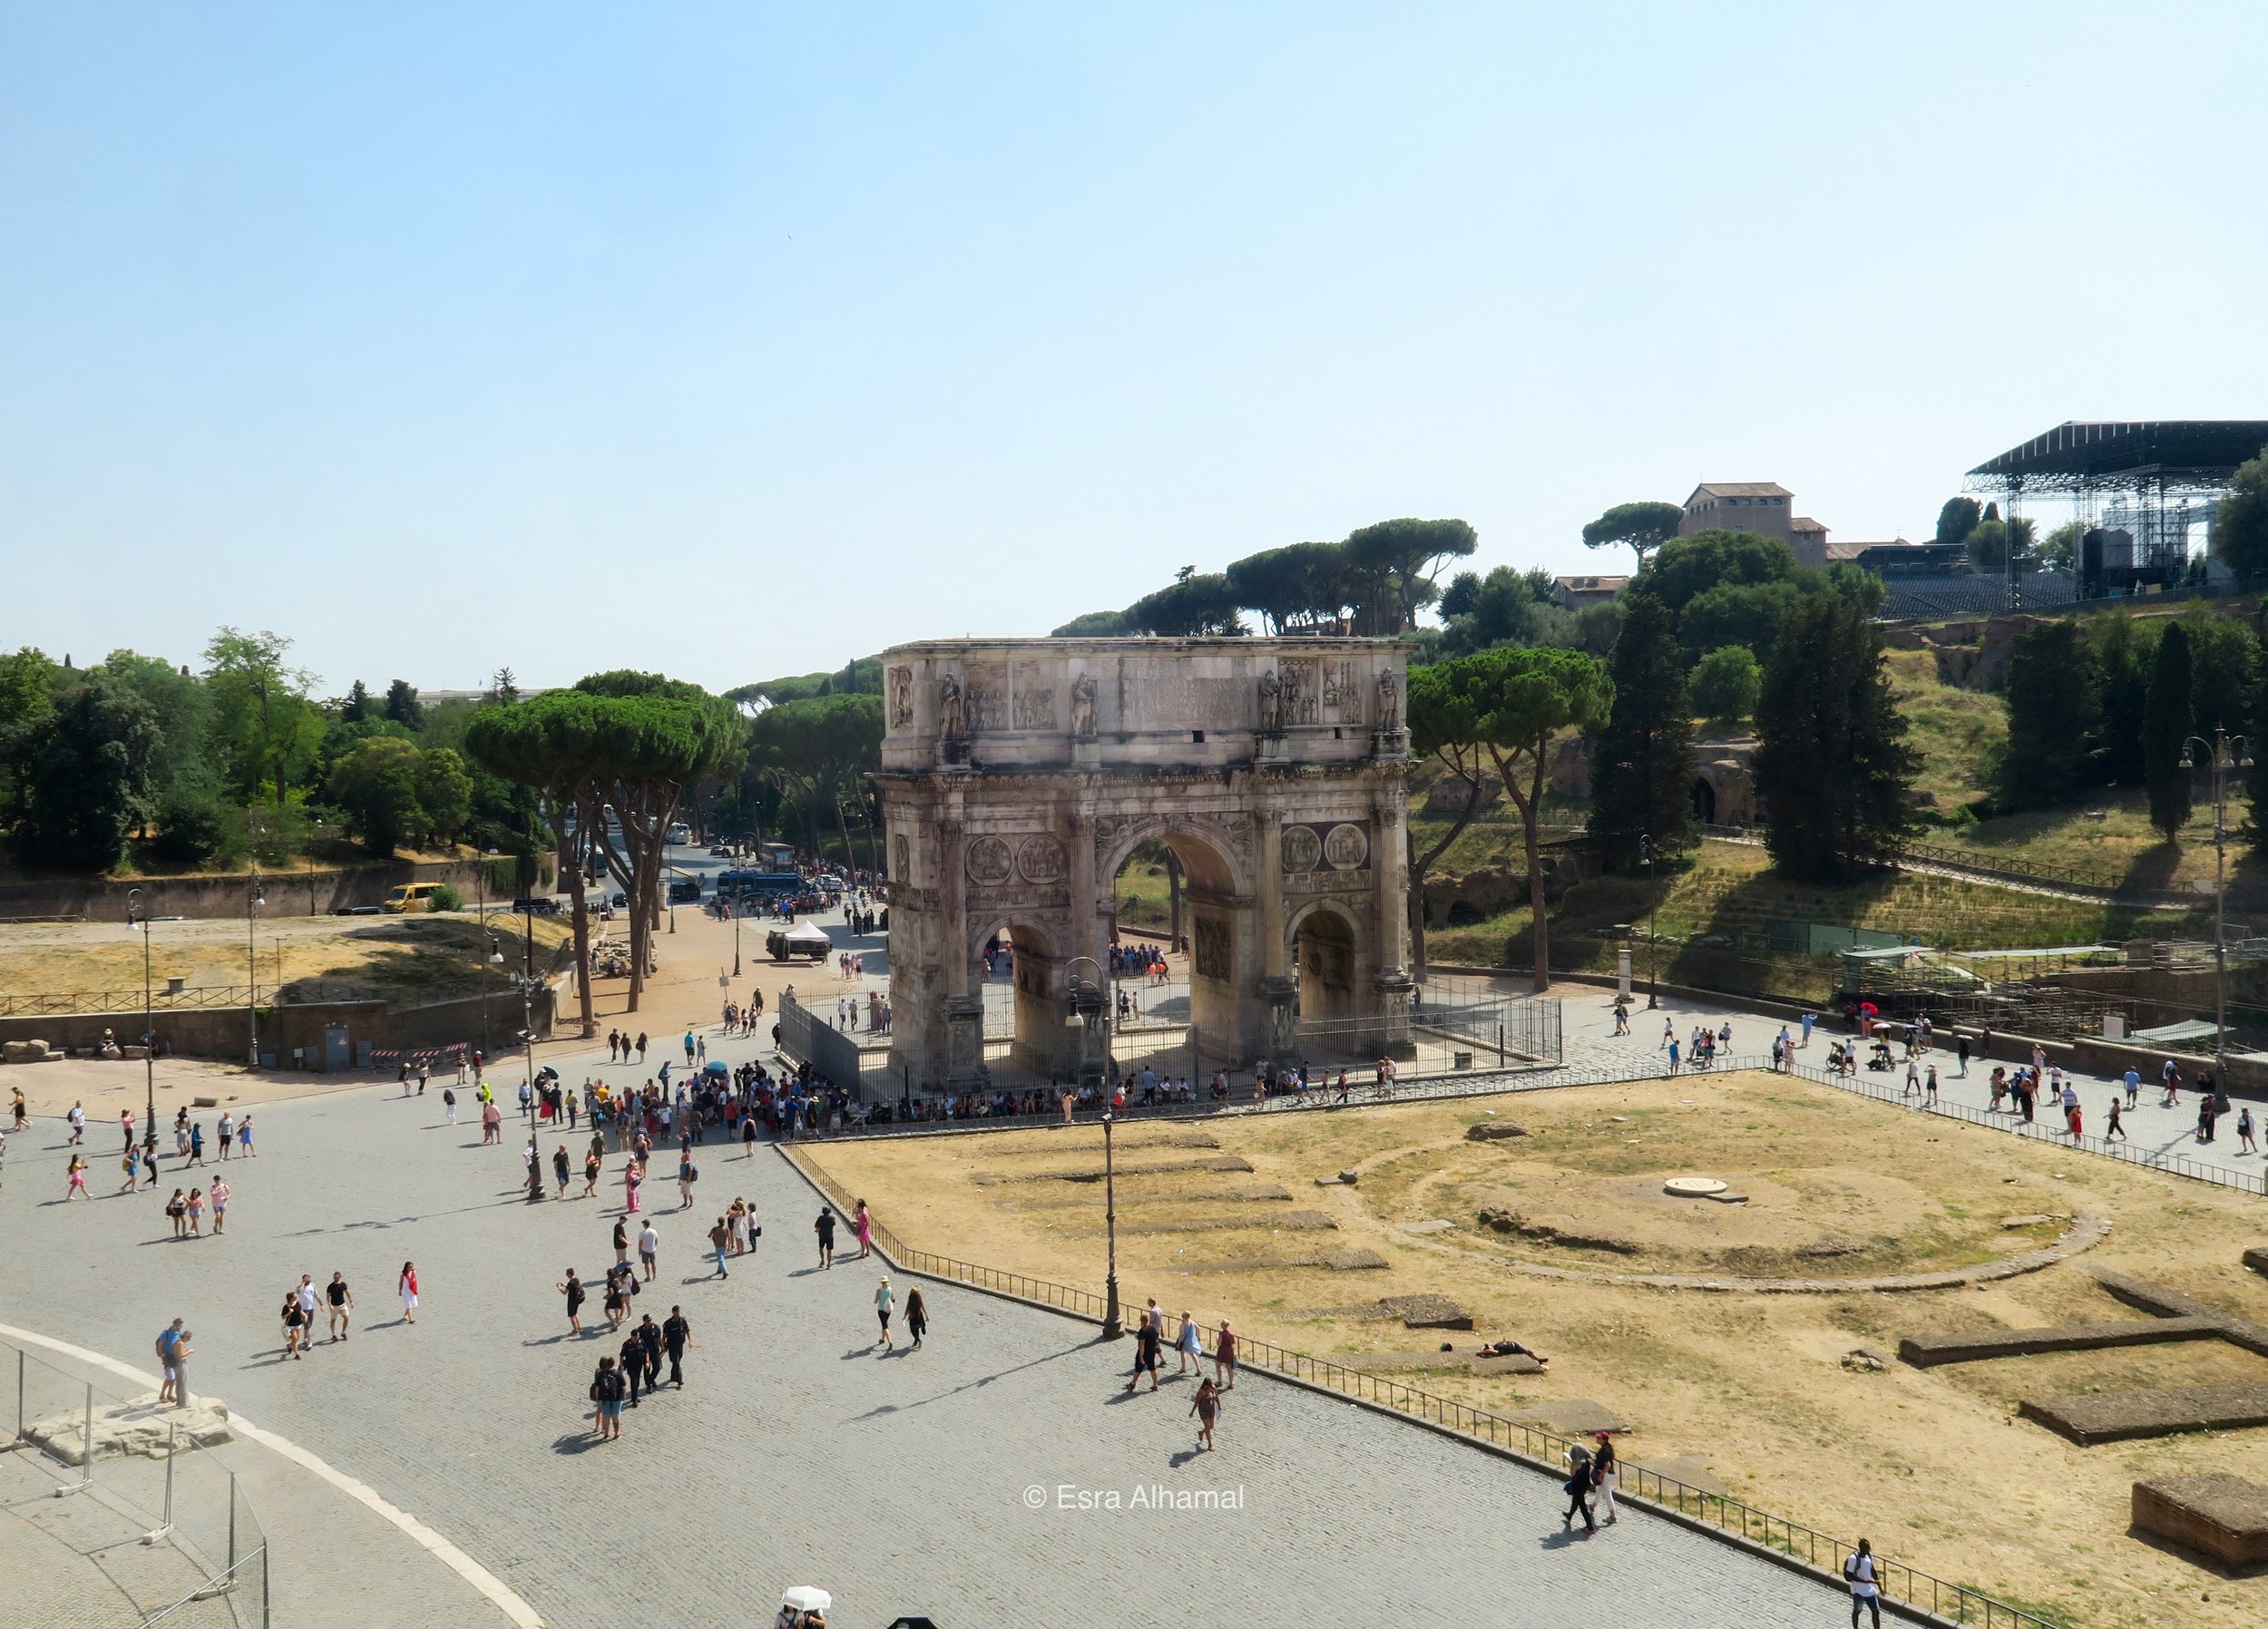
465, 674, 744, 1023
0, 631, 539, 875
1052, 519, 1480, 639
1999, 605, 2263, 838
1577, 517, 1916, 892
1934, 496, 2108, 576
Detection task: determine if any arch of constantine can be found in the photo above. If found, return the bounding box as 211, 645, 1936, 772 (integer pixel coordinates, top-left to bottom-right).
875, 637, 1413, 1089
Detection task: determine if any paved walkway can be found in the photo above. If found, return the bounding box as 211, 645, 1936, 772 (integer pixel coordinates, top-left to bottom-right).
0, 1074, 1844, 1626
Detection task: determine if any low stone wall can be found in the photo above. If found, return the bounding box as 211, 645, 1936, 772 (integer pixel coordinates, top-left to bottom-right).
0, 854, 550, 923
0, 1000, 385, 1070
2024, 1383, 2268, 1444
1897, 1316, 2221, 1369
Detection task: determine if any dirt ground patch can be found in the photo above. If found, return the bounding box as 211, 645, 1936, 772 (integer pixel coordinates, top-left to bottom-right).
0, 912, 574, 1008
800, 1071, 2268, 1628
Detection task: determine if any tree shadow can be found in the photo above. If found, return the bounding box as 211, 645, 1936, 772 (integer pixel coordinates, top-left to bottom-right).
2116, 840, 2184, 899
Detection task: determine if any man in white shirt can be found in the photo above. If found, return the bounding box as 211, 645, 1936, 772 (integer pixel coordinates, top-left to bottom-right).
293, 1276, 321, 1352
67, 1101, 85, 1144
638, 1221, 660, 1282
1843, 1537, 1881, 1627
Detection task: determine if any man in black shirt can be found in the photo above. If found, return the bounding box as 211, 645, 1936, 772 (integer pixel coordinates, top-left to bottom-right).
815, 1208, 836, 1269
619, 1330, 649, 1407
636, 1314, 663, 1397
662, 1306, 691, 1386
326, 1273, 355, 1341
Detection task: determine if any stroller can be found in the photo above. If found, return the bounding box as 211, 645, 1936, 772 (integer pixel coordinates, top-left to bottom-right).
1866, 1039, 1894, 1072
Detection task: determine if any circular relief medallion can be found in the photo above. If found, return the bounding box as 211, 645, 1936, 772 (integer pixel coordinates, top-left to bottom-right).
1280, 824, 1323, 873
1323, 822, 1370, 871
1016, 834, 1069, 884
964, 835, 1013, 886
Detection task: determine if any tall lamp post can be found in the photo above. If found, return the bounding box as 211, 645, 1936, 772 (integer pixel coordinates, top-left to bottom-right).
1099, 1111, 1124, 1340
246, 873, 265, 1068
1638, 834, 1659, 1010
513, 969, 543, 1201
1067, 955, 1122, 1339
2179, 729, 2251, 1088
129, 890, 156, 1160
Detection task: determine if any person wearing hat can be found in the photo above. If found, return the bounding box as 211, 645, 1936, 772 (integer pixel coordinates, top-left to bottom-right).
874, 1275, 894, 1351
1589, 1430, 1618, 1524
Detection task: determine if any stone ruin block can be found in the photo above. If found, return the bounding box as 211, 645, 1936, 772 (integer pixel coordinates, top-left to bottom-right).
2132, 1474, 2268, 1570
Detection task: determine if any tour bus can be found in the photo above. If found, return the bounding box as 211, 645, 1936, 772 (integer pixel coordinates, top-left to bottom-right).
758, 842, 797, 873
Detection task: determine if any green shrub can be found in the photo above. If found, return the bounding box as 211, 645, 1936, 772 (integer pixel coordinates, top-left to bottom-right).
149, 789, 231, 863
1690, 645, 1762, 726
427, 883, 464, 912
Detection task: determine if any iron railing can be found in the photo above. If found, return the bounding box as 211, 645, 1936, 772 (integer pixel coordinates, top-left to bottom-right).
784, 1142, 2061, 1629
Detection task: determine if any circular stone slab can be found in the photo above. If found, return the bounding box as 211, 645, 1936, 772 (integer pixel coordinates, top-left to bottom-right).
1663, 1176, 1730, 1198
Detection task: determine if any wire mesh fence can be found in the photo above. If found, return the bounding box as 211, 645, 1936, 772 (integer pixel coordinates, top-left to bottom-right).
3, 1338, 269, 1627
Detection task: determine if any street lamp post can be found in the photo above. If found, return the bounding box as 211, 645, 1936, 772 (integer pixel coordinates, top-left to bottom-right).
1639, 834, 1659, 1010
2179, 730, 2252, 1090
129, 890, 155, 1161
513, 970, 543, 1202
1100, 1111, 1124, 1340
246, 874, 265, 1069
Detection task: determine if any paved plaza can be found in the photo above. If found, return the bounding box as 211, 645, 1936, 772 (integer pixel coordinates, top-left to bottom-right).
0, 994, 1857, 1627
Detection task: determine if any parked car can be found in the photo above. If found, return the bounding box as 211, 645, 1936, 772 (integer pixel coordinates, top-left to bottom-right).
512, 896, 562, 916
381, 883, 449, 914
709, 844, 734, 858
667, 877, 701, 904
609, 892, 628, 909
330, 904, 385, 916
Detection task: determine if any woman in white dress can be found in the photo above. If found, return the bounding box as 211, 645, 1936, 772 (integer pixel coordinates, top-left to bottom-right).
398, 1261, 419, 1324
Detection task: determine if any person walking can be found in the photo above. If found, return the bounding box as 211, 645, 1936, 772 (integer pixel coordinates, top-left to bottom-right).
397, 1262, 419, 1324
210, 1176, 229, 1234
590, 1357, 625, 1439
1175, 1310, 1202, 1375
612, 1215, 631, 1269
1189, 1377, 1220, 1452
1215, 1320, 1237, 1389
874, 1276, 894, 1351
623, 1159, 642, 1214
326, 1272, 355, 1341
636, 1313, 662, 1392
237, 1114, 255, 1156
662, 1306, 690, 1385
1844, 1537, 1882, 1627
1923, 1064, 1939, 1107
185, 1187, 204, 1234
1590, 1431, 1618, 1524
2106, 1098, 2127, 1141
1560, 1442, 1597, 1534
619, 1328, 650, 1408
1123, 1309, 1161, 1392
583, 1146, 601, 1197
815, 1207, 837, 1269
282, 1289, 308, 1359
1956, 1033, 1970, 1077
854, 1199, 874, 1260
708, 1215, 731, 1278
294, 1274, 322, 1345
2124, 1068, 2141, 1110
677, 1151, 697, 1209
905, 1288, 928, 1349
638, 1220, 660, 1282
64, 1155, 88, 1200
67, 1099, 85, 1145
2240, 1104, 2260, 1155
552, 1145, 571, 1197
557, 1269, 586, 1333
166, 1189, 188, 1238
188, 1122, 205, 1165
444, 1086, 457, 1126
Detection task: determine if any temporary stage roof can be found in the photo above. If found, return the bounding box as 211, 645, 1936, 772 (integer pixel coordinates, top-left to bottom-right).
1968, 421, 2268, 493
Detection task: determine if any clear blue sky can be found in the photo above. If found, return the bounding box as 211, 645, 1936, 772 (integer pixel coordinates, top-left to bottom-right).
5, 3, 2265, 695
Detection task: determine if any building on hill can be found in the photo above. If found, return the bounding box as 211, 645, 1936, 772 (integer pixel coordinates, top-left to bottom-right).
1549, 573, 1628, 610
1680, 481, 1796, 541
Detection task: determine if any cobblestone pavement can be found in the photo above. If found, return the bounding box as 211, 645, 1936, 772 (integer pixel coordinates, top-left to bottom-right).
0, 1077, 1846, 1627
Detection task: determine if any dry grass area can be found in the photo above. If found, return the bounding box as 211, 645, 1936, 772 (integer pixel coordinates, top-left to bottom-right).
0, 912, 574, 1008
801, 1073, 2268, 1628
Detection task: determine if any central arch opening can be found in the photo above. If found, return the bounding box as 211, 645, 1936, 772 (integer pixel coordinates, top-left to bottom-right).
1294, 904, 1359, 1027
973, 917, 1073, 1080
1106, 827, 1246, 1078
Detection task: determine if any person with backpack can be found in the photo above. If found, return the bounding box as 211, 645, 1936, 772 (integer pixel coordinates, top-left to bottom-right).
1843, 1537, 1882, 1626
1560, 1442, 1596, 1533
589, 1356, 626, 1439
1589, 1430, 1618, 1524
